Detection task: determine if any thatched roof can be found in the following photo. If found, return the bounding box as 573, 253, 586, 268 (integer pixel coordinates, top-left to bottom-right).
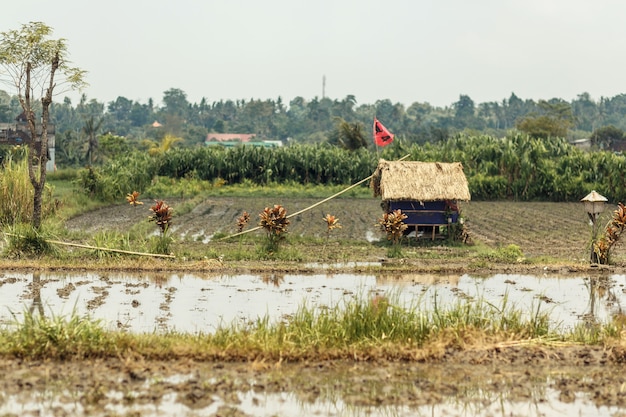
371, 160, 471, 201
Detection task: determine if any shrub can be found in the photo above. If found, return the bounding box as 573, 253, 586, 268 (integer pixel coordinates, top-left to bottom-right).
259, 205, 290, 253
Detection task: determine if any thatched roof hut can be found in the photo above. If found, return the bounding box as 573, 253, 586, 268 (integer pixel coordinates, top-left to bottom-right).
371, 160, 471, 202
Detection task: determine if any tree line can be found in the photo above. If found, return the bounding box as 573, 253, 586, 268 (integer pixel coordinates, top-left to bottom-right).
2, 88, 626, 168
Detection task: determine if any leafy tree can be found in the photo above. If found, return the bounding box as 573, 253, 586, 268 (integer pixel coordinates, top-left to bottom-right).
590, 125, 625, 150
516, 100, 574, 139
0, 22, 86, 228
99, 133, 131, 161
161, 88, 189, 120
572, 92, 599, 132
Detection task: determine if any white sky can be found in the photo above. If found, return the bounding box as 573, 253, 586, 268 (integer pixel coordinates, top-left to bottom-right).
1, 0, 625, 108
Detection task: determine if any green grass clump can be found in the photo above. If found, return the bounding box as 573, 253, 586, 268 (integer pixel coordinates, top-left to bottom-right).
2, 310, 114, 359
0, 293, 622, 361
3, 222, 59, 257
479, 244, 525, 263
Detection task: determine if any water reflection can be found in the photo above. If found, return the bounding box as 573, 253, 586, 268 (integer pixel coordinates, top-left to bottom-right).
27, 272, 45, 317
261, 273, 285, 287
0, 271, 625, 333
583, 276, 623, 325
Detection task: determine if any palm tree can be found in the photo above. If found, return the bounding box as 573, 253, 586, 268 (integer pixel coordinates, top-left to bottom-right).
148, 134, 183, 156
83, 116, 103, 165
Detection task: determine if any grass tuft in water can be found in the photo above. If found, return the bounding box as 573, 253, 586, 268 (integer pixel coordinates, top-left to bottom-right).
2, 309, 114, 359
1, 293, 622, 361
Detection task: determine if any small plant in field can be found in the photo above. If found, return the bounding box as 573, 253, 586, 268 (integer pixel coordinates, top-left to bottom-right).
323, 214, 342, 236
149, 200, 173, 234
595, 202, 626, 265
236, 211, 250, 233
126, 191, 143, 206
322, 214, 341, 257
378, 209, 407, 257
259, 205, 290, 253
149, 200, 173, 254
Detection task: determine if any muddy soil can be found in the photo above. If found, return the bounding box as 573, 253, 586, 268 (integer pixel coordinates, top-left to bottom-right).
2, 349, 626, 416
64, 198, 597, 261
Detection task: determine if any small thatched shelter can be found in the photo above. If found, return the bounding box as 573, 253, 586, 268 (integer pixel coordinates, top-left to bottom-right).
371, 160, 471, 239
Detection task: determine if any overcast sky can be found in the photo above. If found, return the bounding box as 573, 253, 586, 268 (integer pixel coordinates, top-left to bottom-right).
1, 0, 625, 108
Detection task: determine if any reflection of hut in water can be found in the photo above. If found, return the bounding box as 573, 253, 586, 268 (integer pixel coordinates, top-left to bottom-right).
371, 160, 471, 240
377, 273, 461, 287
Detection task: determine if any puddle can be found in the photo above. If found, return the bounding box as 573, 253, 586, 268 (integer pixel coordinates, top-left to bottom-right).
303, 261, 382, 269
2, 388, 620, 417
0, 271, 623, 332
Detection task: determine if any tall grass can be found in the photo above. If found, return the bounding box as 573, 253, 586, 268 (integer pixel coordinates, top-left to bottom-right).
2, 309, 113, 359
0, 293, 619, 361
3, 221, 62, 257
0, 153, 34, 225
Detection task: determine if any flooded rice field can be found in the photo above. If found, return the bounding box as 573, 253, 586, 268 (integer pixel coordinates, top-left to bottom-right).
1, 358, 626, 417
3, 269, 626, 416
0, 269, 624, 332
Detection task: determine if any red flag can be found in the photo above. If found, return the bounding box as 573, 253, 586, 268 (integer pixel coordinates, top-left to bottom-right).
373, 118, 394, 147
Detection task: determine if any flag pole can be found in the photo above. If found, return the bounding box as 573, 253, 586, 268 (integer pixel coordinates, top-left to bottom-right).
374, 115, 380, 159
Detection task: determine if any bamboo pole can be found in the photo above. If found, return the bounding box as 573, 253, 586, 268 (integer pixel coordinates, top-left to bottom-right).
220, 153, 411, 241
4, 233, 176, 258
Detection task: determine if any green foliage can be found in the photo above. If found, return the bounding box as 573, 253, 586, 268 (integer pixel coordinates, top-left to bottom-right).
0, 22, 87, 229
91, 230, 133, 258
0, 293, 594, 361
144, 176, 221, 199
98, 133, 131, 161
480, 244, 525, 263
149, 200, 174, 254
150, 234, 174, 255
516, 100, 574, 139
4, 309, 111, 359
590, 125, 625, 150
76, 151, 159, 201
214, 292, 554, 352
46, 167, 80, 181
0, 152, 34, 225
0, 149, 57, 225
4, 222, 58, 257
326, 118, 368, 150
72, 131, 626, 205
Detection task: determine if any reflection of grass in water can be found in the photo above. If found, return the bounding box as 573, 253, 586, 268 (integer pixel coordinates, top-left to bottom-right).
1, 292, 619, 361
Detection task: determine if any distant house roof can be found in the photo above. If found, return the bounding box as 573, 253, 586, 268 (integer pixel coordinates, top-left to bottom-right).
206, 133, 256, 143
370, 160, 471, 202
